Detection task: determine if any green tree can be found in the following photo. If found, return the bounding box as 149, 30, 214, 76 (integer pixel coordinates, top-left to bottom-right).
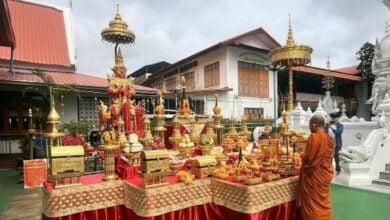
356, 42, 375, 83
22, 69, 78, 105
22, 69, 79, 129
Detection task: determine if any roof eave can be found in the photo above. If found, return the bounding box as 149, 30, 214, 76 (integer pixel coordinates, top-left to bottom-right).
0, 0, 16, 48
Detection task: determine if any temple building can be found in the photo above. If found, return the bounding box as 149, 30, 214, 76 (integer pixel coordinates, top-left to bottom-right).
137, 27, 367, 120
0, 0, 155, 154
139, 28, 281, 119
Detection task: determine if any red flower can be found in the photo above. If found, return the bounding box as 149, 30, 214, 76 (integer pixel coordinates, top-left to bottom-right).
63, 135, 85, 146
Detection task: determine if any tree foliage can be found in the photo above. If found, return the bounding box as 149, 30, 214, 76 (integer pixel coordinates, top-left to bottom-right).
21, 69, 80, 129
22, 69, 79, 103
356, 42, 375, 83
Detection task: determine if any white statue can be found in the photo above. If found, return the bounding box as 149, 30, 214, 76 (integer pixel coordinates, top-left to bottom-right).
339, 128, 388, 163
366, 76, 389, 114
323, 91, 334, 114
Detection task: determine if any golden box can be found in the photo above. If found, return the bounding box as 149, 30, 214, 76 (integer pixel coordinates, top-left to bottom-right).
140, 150, 169, 174
49, 145, 85, 186
192, 155, 216, 179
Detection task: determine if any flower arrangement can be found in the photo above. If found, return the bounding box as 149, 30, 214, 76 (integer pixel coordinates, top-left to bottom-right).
63, 135, 85, 146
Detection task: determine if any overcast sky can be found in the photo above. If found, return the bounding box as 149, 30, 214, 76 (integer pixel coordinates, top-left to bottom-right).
34, 0, 389, 77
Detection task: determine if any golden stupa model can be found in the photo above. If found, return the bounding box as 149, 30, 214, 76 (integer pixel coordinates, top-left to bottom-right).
44, 100, 84, 187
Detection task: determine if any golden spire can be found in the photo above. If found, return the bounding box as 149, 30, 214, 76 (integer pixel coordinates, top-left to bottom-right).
326, 55, 330, 70
47, 99, 60, 122
115, 4, 120, 19
286, 14, 296, 47
115, 47, 124, 65
101, 4, 135, 45
46, 98, 62, 135
322, 56, 335, 91
180, 76, 186, 86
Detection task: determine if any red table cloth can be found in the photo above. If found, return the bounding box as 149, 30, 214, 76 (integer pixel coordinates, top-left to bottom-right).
43, 201, 296, 220
115, 157, 140, 179
43, 173, 298, 220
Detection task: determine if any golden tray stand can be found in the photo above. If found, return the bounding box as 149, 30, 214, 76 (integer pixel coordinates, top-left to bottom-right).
98, 144, 120, 181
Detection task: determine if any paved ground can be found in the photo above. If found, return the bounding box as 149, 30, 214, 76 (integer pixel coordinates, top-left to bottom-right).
0, 169, 42, 220
3, 189, 42, 220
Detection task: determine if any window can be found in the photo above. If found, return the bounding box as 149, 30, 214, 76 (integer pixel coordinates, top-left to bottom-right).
155, 83, 163, 90
0, 109, 3, 131
22, 110, 31, 130
78, 97, 107, 126
204, 62, 220, 88
165, 77, 177, 91
164, 69, 178, 79
180, 61, 198, 73
238, 61, 268, 98
9, 109, 18, 130
244, 108, 263, 120
182, 72, 195, 90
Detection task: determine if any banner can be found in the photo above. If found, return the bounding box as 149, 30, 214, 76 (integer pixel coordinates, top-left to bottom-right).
24, 159, 47, 189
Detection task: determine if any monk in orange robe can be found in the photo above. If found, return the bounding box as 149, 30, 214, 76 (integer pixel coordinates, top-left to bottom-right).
296, 115, 335, 220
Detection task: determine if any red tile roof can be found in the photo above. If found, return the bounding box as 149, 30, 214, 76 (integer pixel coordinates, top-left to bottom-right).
0, 68, 157, 93
293, 66, 364, 82
335, 65, 358, 75
0, 0, 72, 68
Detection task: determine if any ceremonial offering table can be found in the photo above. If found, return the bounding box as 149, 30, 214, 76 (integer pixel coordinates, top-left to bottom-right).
43, 174, 299, 220
116, 156, 140, 179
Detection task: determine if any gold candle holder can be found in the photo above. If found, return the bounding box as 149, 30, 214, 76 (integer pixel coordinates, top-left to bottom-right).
98, 144, 120, 181
169, 117, 182, 150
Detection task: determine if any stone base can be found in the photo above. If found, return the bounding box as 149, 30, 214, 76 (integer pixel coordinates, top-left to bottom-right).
336, 162, 372, 186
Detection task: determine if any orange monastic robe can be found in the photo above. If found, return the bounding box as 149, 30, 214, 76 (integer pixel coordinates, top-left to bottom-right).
297, 131, 335, 220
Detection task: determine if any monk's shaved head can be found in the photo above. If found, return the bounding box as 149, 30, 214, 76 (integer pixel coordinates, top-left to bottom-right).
310, 115, 325, 127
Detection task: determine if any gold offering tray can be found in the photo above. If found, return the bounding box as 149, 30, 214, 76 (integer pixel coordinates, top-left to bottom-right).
243, 177, 262, 185
98, 144, 120, 151
232, 175, 246, 182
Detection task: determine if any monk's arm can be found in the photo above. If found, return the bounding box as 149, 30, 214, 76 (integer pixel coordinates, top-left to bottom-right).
302, 134, 325, 174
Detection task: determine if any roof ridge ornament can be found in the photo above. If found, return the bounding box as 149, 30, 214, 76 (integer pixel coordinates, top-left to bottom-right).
286, 14, 296, 47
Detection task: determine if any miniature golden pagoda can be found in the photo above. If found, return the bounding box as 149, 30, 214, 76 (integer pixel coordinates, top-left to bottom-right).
270, 15, 312, 112
228, 116, 238, 139
239, 116, 251, 140
178, 76, 192, 116
206, 117, 217, 144
44, 99, 84, 187
154, 90, 167, 141
280, 109, 292, 159
169, 117, 182, 150
212, 94, 224, 145
117, 115, 127, 148
141, 117, 153, 150
189, 116, 200, 147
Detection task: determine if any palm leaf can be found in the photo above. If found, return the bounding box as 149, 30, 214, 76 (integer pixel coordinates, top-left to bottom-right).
21, 86, 49, 102
32, 69, 54, 87
52, 84, 80, 100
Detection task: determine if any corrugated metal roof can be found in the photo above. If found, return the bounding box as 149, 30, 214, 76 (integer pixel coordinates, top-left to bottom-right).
0, 0, 71, 68
0, 68, 157, 92
335, 65, 358, 75
293, 66, 364, 82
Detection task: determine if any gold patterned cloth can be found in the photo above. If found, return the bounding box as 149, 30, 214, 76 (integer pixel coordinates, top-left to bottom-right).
43, 180, 124, 217
43, 176, 298, 218
124, 178, 212, 217
212, 176, 299, 214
